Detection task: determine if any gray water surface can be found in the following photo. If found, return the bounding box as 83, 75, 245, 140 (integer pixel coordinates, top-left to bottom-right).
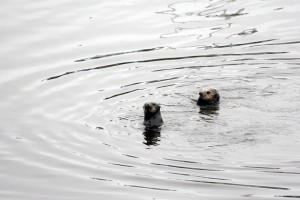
1, 0, 300, 199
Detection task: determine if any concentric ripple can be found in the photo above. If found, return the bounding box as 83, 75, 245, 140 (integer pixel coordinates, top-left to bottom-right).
0, 0, 300, 199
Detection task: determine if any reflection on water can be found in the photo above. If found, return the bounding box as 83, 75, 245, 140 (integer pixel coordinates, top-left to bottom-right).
143, 127, 161, 146
199, 105, 219, 114
161, 23, 231, 40
1, 0, 300, 199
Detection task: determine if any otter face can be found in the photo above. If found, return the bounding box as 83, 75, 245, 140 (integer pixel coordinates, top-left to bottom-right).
143, 102, 160, 114
143, 102, 163, 128
197, 88, 220, 105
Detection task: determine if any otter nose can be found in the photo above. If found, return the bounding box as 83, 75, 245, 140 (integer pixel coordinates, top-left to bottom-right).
199, 92, 204, 97
144, 104, 151, 110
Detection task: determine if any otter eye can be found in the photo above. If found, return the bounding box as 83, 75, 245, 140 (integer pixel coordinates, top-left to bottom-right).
206, 91, 211, 95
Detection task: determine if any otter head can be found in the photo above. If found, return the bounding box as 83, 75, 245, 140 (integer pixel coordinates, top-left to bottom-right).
143, 102, 161, 114
143, 102, 163, 128
197, 88, 220, 106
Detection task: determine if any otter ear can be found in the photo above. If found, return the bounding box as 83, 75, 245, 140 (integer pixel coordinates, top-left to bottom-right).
158, 105, 161, 110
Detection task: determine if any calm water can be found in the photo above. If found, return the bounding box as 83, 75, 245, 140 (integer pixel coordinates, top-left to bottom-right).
1, 0, 300, 199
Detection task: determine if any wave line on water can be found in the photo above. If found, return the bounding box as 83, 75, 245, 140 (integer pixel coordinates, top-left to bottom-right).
44, 51, 289, 81
186, 179, 290, 190
202, 39, 277, 49
275, 195, 300, 198
260, 171, 300, 175
146, 77, 179, 84
74, 46, 167, 62
250, 40, 300, 48
90, 177, 113, 182
124, 184, 177, 191
166, 172, 230, 181
103, 89, 144, 100
151, 163, 221, 171
163, 158, 200, 164
152, 62, 279, 72
108, 162, 135, 168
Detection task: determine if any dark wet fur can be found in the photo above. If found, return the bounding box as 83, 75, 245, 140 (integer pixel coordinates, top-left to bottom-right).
143, 102, 163, 128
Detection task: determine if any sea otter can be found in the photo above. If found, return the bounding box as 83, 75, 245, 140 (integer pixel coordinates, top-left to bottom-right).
143, 102, 163, 128
197, 88, 220, 106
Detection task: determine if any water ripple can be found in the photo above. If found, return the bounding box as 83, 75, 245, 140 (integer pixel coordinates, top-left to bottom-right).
74, 46, 167, 62
1, 0, 300, 199
44, 51, 288, 81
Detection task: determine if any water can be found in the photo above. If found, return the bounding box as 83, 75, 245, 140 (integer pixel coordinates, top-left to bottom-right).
1, 0, 300, 199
